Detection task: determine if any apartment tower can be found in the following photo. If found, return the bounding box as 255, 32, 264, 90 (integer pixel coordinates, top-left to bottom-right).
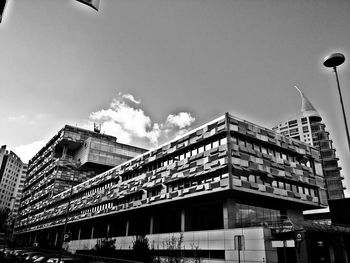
272, 87, 344, 200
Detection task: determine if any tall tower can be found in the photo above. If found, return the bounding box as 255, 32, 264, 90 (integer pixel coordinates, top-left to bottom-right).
0, 145, 25, 211
272, 87, 345, 200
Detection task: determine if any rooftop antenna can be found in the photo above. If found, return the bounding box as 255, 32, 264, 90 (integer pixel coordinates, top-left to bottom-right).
94, 123, 101, 133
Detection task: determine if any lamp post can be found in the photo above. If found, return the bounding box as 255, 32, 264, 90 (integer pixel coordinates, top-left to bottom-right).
323, 53, 350, 152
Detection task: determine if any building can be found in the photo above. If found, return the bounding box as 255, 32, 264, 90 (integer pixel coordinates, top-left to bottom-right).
15, 113, 328, 262
16, 125, 146, 245
272, 87, 345, 200
0, 145, 25, 211
11, 164, 28, 216
0, 145, 27, 245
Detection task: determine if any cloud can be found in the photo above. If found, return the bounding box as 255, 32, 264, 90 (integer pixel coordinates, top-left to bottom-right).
8, 115, 26, 121
7, 113, 47, 123
90, 93, 196, 146
15, 140, 46, 163
166, 112, 196, 129
121, 93, 141, 104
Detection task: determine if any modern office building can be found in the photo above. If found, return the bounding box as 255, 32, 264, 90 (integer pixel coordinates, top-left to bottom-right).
0, 145, 25, 211
15, 113, 328, 262
272, 87, 345, 200
16, 125, 147, 242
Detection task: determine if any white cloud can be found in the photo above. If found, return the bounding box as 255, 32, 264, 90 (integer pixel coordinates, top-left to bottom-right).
15, 140, 46, 163
166, 112, 196, 129
8, 115, 26, 121
8, 113, 47, 123
122, 93, 141, 104
90, 93, 196, 146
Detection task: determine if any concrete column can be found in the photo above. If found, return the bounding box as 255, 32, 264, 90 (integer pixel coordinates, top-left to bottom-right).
150, 216, 154, 234
77, 228, 81, 240
334, 235, 349, 263
328, 243, 335, 263
223, 197, 236, 229
91, 226, 94, 239
54, 232, 58, 246
107, 224, 110, 239
181, 209, 186, 232
125, 220, 129, 236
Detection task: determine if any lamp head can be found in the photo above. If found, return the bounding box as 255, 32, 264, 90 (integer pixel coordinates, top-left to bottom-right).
323, 53, 345, 68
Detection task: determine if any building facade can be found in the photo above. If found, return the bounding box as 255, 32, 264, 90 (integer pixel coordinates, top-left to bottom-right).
16, 125, 146, 242
0, 145, 25, 211
272, 87, 345, 200
11, 163, 28, 216
15, 114, 327, 262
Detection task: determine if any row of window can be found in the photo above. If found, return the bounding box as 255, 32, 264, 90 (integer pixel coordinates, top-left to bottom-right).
233, 135, 323, 175
168, 173, 226, 192
122, 136, 227, 182
240, 174, 318, 197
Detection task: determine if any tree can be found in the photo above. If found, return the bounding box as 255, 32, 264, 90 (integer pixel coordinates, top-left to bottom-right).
133, 235, 151, 263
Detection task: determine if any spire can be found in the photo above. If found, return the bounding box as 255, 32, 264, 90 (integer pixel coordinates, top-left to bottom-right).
294, 86, 321, 119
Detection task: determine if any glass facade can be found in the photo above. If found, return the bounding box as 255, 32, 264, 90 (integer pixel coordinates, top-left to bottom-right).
235, 203, 282, 227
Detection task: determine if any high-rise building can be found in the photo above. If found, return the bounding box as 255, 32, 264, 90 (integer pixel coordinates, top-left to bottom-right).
0, 145, 25, 211
11, 164, 28, 215
15, 113, 327, 262
272, 87, 345, 200
17, 125, 147, 234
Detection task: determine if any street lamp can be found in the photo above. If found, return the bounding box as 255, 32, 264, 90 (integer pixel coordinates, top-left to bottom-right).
323, 53, 350, 152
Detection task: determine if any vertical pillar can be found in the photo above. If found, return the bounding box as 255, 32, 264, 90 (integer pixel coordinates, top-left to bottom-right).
334, 235, 349, 263
77, 228, 81, 240
91, 226, 94, 239
54, 232, 58, 246
328, 243, 335, 263
125, 220, 129, 236
223, 198, 236, 229
181, 209, 186, 232
107, 224, 110, 239
150, 216, 154, 234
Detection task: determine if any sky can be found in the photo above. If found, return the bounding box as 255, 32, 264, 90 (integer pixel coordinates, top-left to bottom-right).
0, 0, 349, 195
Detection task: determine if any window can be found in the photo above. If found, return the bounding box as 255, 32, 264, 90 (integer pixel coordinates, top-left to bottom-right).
288, 120, 298, 127
298, 186, 304, 194
213, 141, 219, 148
238, 139, 245, 147
290, 128, 299, 135
282, 153, 287, 160
205, 143, 212, 151
285, 183, 291, 191
278, 181, 284, 189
